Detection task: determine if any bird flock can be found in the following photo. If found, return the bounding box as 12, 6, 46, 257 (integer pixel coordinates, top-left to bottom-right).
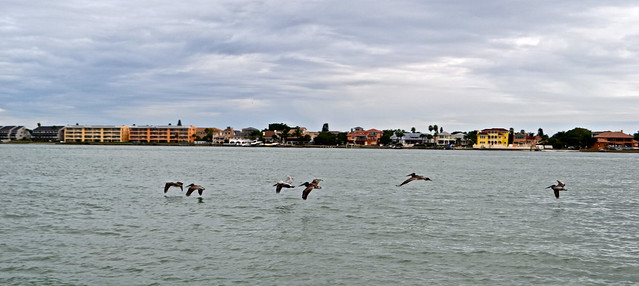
164, 174, 568, 200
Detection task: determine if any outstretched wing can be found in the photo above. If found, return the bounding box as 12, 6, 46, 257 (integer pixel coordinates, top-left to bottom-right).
554, 189, 560, 199
186, 187, 195, 197
284, 176, 294, 185
198, 188, 204, 196
397, 177, 416, 187
164, 183, 171, 193
302, 186, 313, 200
557, 180, 565, 187
275, 183, 283, 193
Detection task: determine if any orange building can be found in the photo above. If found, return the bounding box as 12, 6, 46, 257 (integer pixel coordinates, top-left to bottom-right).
346, 127, 383, 145
129, 125, 196, 143
593, 131, 639, 149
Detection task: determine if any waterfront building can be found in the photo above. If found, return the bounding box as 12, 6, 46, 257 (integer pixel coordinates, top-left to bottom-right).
593, 131, 639, 149
0, 126, 32, 142
347, 127, 383, 146
473, 128, 509, 149
63, 125, 129, 143
512, 132, 542, 148
129, 125, 196, 143
390, 132, 428, 147
32, 126, 65, 142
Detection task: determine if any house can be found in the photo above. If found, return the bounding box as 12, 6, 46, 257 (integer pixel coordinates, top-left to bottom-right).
63, 125, 129, 143
593, 131, 639, 149
195, 127, 222, 141
473, 128, 509, 149
436, 131, 455, 146
347, 127, 383, 146
390, 133, 429, 146
32, 125, 65, 142
213, 127, 235, 144
129, 125, 196, 143
0, 126, 32, 142
451, 131, 470, 146
512, 132, 542, 148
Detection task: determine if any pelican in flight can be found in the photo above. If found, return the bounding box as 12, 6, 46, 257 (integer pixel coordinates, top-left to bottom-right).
186, 183, 205, 197
300, 179, 322, 200
164, 182, 183, 193
546, 180, 567, 199
273, 176, 295, 193
397, 173, 431, 187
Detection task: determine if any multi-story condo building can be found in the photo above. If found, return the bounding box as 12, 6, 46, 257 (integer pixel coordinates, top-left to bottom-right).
0, 126, 32, 141
63, 125, 129, 142
32, 126, 65, 142
129, 125, 196, 143
473, 128, 510, 149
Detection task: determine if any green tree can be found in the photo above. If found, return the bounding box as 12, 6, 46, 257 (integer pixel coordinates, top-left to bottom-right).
634, 131, 639, 141
465, 131, 478, 146
314, 132, 338, 145
269, 123, 290, 131
428, 125, 433, 133
549, 127, 594, 149
177, 120, 182, 126
379, 130, 396, 146
322, 123, 329, 132
411, 127, 416, 133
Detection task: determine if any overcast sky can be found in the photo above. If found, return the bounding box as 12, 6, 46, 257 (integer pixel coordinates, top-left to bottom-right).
2, 0, 638, 135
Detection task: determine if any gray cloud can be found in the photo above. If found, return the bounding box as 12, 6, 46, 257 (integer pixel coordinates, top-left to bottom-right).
1, 0, 638, 134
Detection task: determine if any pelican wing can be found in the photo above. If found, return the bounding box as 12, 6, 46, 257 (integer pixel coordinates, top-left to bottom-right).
275, 183, 283, 193
284, 176, 294, 185
164, 183, 171, 193
557, 180, 565, 187
397, 177, 416, 187
186, 187, 196, 197
554, 189, 560, 199
302, 186, 314, 200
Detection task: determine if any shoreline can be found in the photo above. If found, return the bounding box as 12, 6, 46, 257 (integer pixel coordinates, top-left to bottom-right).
3, 141, 639, 152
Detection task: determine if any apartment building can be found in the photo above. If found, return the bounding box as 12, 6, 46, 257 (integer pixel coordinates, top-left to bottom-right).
63, 125, 129, 142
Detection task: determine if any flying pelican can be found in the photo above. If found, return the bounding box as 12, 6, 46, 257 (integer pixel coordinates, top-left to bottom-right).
164, 182, 183, 193
273, 176, 295, 193
186, 183, 205, 197
300, 179, 322, 200
397, 173, 431, 187
546, 180, 567, 199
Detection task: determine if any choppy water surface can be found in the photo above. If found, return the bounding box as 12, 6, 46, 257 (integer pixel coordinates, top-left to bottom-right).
1, 144, 638, 285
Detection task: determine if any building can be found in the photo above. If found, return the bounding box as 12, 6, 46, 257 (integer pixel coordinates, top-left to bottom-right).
390, 133, 429, 147
195, 127, 222, 142
347, 127, 383, 146
32, 126, 65, 142
213, 127, 235, 144
0, 126, 32, 141
129, 125, 196, 143
63, 125, 129, 142
473, 128, 509, 149
436, 131, 455, 146
512, 132, 542, 148
593, 131, 639, 149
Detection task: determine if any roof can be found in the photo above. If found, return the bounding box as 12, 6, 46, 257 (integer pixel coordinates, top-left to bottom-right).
594, 131, 633, 139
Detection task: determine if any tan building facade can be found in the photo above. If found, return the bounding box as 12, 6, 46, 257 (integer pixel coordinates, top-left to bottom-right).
129, 125, 197, 143
63, 125, 130, 142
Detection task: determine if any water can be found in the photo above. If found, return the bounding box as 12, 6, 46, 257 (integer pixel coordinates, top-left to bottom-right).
1, 144, 638, 285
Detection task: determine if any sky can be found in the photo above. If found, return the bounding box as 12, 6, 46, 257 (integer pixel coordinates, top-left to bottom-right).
2, 0, 638, 135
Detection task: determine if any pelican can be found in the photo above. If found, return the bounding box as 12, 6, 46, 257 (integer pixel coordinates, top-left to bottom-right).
273, 176, 295, 193
186, 183, 205, 197
397, 173, 431, 187
164, 181, 183, 193
546, 180, 567, 199
300, 179, 322, 200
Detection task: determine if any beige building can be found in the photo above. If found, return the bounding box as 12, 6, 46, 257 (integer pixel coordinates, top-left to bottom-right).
63, 125, 130, 142
129, 125, 197, 143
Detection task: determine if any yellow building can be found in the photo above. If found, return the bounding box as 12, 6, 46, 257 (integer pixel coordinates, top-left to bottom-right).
473, 128, 510, 149
129, 125, 197, 143
63, 125, 130, 142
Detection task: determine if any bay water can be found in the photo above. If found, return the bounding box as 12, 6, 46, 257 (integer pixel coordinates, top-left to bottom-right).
1, 144, 638, 285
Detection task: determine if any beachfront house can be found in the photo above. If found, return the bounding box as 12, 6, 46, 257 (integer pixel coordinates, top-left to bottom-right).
473, 128, 509, 149
593, 131, 639, 150
0, 126, 32, 142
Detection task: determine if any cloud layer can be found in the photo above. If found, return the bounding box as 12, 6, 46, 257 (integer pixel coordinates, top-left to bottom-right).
2, 0, 638, 134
